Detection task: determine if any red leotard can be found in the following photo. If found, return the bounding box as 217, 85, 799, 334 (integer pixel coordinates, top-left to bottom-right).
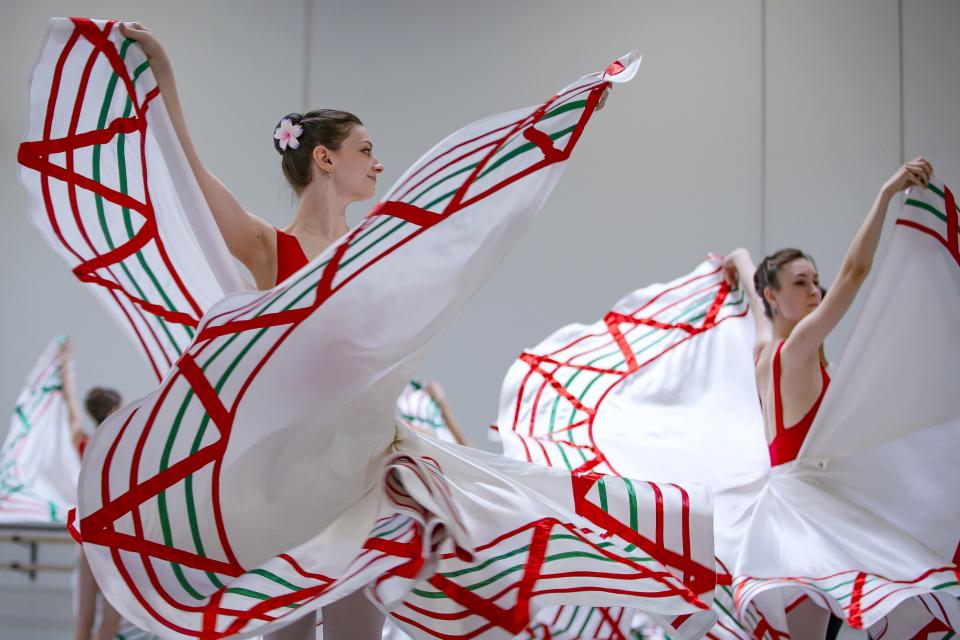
274, 227, 309, 286
768, 341, 831, 466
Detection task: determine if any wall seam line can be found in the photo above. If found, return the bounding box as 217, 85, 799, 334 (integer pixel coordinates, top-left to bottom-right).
760, 0, 767, 256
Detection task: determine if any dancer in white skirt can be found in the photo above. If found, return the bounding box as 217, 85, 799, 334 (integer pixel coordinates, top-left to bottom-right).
497, 160, 959, 639
0, 337, 80, 524
721, 157, 940, 638
19, 17, 719, 640
0, 337, 157, 639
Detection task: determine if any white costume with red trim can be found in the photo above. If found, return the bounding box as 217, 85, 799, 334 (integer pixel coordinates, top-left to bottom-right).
0, 336, 79, 524
19, 18, 719, 639
0, 337, 164, 639
496, 181, 960, 638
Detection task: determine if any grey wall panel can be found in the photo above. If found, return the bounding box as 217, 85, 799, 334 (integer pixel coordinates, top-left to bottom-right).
764, 0, 900, 355
903, 0, 960, 179
310, 0, 762, 445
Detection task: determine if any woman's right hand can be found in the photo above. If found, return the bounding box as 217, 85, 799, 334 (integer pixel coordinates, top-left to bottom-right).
722, 248, 748, 288
118, 22, 169, 69
882, 157, 933, 196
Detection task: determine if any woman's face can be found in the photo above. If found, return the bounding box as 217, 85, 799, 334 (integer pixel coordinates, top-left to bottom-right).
328, 125, 384, 202
766, 258, 822, 322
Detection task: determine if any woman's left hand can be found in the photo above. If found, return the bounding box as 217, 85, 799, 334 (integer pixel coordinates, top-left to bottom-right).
595, 86, 611, 111
882, 157, 933, 196
118, 22, 171, 71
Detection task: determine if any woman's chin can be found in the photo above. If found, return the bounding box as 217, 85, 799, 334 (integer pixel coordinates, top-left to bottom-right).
348, 192, 376, 205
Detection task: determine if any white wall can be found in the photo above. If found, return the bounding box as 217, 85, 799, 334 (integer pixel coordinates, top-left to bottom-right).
1, 1, 958, 636
765, 0, 901, 350
313, 0, 765, 442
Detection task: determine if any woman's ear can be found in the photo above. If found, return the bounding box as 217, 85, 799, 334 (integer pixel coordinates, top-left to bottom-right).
763, 286, 777, 314
312, 145, 334, 174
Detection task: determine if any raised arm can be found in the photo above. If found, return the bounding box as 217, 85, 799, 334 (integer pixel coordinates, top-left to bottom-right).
118, 23, 273, 271
785, 158, 933, 361
426, 382, 470, 447
58, 338, 86, 453
723, 248, 772, 361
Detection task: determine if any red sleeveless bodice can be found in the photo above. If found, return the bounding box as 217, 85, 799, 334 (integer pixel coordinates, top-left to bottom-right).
767, 341, 831, 466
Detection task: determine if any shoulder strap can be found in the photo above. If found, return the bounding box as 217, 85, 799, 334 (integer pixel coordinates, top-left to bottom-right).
772, 340, 786, 433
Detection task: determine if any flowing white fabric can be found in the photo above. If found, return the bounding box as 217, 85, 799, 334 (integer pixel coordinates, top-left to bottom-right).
0, 336, 80, 524
19, 18, 719, 640
497, 181, 960, 638
497, 258, 757, 639
17, 19, 246, 382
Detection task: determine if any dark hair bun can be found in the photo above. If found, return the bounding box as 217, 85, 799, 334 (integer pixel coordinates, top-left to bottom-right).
85, 386, 122, 426
273, 112, 304, 155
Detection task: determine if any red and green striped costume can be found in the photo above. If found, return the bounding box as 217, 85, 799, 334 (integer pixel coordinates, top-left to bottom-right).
19, 18, 717, 639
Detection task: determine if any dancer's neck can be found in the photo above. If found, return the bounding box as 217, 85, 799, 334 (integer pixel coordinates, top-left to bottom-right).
285, 182, 350, 244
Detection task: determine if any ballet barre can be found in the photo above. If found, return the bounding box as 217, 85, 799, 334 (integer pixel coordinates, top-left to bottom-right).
0, 522, 74, 581
0, 561, 73, 575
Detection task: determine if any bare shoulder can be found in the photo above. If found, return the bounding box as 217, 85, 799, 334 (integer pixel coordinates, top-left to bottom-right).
240, 213, 278, 288
754, 339, 777, 369
248, 213, 275, 250
752, 336, 771, 366
779, 334, 821, 372
753, 341, 776, 391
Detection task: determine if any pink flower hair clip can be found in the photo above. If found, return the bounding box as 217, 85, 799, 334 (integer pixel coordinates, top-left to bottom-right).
274, 118, 303, 151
